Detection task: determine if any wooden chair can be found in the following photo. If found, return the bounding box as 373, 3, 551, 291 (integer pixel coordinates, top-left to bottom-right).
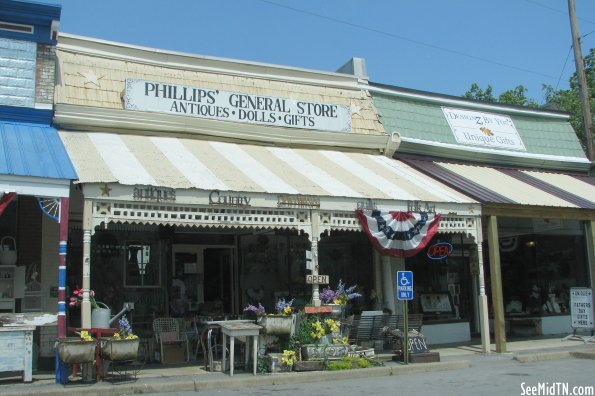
152, 317, 189, 363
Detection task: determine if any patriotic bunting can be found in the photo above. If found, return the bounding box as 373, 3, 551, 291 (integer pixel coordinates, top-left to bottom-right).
0, 192, 16, 216
355, 209, 441, 258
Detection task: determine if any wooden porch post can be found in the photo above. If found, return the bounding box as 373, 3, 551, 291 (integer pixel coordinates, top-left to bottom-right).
81, 199, 92, 328
487, 215, 506, 353
57, 197, 69, 338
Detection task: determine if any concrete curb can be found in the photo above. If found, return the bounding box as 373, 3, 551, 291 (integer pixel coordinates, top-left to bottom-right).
1, 360, 469, 396
514, 351, 572, 363
570, 351, 595, 360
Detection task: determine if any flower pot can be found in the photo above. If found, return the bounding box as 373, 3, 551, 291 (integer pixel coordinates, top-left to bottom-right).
257, 315, 293, 335
300, 344, 352, 361
327, 304, 345, 318
56, 337, 96, 364
100, 337, 139, 361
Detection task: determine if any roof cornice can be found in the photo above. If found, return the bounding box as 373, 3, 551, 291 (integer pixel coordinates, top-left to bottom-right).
57, 33, 362, 91
397, 137, 591, 172
367, 83, 570, 120
54, 103, 392, 154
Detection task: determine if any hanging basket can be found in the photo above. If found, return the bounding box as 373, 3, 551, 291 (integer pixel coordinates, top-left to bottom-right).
0, 236, 17, 266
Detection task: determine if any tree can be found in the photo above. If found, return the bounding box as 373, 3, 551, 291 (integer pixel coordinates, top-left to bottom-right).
463, 84, 538, 108
463, 83, 496, 103
463, 47, 594, 152
543, 47, 594, 153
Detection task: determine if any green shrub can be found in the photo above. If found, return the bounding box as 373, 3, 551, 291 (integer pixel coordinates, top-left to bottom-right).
327, 360, 354, 370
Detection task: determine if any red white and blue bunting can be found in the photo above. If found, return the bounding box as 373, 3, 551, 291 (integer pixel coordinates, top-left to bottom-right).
355, 209, 442, 258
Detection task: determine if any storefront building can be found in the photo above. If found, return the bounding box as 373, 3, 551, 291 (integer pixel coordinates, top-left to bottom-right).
53, 35, 485, 347
0, 0, 76, 361
369, 82, 595, 351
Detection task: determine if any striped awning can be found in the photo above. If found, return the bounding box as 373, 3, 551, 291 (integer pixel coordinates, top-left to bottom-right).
59, 131, 473, 204
402, 158, 595, 209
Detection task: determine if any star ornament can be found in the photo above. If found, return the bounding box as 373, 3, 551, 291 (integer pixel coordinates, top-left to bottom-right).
351, 102, 362, 117
100, 184, 112, 197
78, 70, 104, 88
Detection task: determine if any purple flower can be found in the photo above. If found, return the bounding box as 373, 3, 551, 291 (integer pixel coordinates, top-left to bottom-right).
320, 280, 362, 304
275, 298, 295, 314
244, 303, 266, 316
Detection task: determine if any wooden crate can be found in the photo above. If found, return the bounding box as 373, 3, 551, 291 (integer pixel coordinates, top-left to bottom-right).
293, 360, 325, 372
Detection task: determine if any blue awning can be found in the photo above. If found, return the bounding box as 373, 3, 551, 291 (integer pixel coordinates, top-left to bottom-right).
0, 120, 77, 197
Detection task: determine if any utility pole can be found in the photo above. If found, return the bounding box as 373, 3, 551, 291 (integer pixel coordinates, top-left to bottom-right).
568, 0, 593, 161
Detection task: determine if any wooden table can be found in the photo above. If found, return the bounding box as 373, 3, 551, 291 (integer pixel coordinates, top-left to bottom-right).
197, 319, 253, 371
219, 322, 261, 376
0, 326, 35, 382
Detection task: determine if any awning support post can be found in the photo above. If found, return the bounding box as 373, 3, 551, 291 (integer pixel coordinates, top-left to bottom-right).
487, 215, 506, 353
310, 209, 321, 307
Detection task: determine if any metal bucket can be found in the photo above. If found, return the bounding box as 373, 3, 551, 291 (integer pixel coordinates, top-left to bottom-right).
56, 337, 96, 363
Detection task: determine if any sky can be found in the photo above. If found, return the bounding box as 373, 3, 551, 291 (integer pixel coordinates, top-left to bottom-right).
48, 0, 595, 104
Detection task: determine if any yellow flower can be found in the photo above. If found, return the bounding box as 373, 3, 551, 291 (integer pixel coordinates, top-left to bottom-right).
281, 349, 297, 367
80, 331, 93, 342
283, 306, 292, 315
113, 332, 121, 340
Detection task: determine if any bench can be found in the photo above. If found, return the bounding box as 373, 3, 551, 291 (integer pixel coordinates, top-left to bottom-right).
347, 313, 424, 345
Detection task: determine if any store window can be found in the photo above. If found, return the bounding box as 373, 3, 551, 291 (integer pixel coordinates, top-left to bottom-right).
406, 234, 473, 323
494, 218, 588, 316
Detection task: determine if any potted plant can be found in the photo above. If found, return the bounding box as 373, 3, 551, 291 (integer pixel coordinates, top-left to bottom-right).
245, 299, 295, 335
320, 280, 362, 318
100, 316, 139, 361
297, 316, 352, 361
69, 286, 111, 329
280, 349, 297, 372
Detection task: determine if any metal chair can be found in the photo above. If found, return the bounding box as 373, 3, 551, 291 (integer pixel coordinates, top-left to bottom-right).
152, 317, 189, 363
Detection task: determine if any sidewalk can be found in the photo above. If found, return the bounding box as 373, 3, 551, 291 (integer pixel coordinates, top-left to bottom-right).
1, 336, 594, 396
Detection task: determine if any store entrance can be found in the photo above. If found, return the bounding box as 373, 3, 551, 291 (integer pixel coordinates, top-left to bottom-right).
171, 245, 236, 317
204, 248, 235, 313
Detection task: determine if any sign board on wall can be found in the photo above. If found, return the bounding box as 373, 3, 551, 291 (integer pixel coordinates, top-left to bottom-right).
442, 107, 526, 151
569, 288, 594, 329
124, 79, 352, 132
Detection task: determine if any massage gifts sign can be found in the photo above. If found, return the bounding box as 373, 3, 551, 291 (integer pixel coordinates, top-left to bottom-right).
124, 78, 352, 132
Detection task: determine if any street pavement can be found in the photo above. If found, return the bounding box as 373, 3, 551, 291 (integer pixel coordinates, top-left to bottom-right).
1, 337, 594, 396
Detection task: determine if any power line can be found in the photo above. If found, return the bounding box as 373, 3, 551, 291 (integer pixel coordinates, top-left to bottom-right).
555, 45, 573, 91
522, 0, 595, 25
255, 0, 559, 81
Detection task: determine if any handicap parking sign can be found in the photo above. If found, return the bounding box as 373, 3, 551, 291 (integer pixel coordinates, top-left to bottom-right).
397, 271, 413, 300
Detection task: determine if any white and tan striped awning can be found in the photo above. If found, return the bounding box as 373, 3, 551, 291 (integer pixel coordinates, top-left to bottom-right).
59, 131, 474, 204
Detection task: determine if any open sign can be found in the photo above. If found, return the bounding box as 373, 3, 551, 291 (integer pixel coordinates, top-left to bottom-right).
427, 242, 453, 260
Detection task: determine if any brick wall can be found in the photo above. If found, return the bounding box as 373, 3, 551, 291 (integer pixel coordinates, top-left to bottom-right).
35, 43, 56, 105
0, 38, 36, 107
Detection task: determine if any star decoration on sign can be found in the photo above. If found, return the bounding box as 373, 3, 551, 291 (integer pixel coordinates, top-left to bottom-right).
100, 184, 112, 197
351, 102, 362, 117
78, 70, 104, 88
467, 205, 475, 214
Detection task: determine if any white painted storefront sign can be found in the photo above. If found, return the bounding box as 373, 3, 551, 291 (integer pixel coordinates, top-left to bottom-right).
570, 288, 593, 329
442, 107, 526, 151
124, 78, 352, 132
